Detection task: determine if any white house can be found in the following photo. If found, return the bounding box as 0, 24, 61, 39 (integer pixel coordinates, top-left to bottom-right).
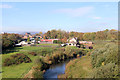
66, 37, 77, 46
69, 37, 77, 43
66, 43, 76, 46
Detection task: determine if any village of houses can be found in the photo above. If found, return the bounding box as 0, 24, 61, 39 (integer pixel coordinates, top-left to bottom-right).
15, 32, 93, 49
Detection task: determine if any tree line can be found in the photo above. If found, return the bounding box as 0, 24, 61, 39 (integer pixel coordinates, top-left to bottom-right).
1, 29, 118, 50
1, 33, 22, 50
43, 29, 118, 41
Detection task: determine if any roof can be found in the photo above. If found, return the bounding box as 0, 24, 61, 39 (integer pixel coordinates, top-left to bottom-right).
69, 37, 77, 40
40, 39, 59, 42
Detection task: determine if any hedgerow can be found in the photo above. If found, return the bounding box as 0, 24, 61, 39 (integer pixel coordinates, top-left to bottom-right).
3, 53, 32, 66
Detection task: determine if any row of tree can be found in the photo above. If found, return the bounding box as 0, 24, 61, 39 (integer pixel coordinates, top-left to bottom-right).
1, 29, 118, 50
42, 29, 118, 41
1, 33, 22, 50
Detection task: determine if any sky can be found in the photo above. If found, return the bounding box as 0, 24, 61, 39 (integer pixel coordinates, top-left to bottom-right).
1, 2, 118, 33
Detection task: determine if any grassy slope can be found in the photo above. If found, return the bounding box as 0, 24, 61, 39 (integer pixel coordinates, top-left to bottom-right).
58, 41, 114, 78
64, 56, 92, 78
1, 44, 58, 78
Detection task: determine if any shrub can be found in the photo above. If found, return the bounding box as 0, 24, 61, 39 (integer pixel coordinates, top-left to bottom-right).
3, 53, 32, 66
33, 58, 43, 70
64, 46, 72, 57
89, 63, 118, 78
32, 70, 43, 78
91, 43, 118, 68
90, 43, 118, 78
53, 40, 57, 43
53, 40, 62, 44
57, 48, 65, 52
28, 52, 37, 56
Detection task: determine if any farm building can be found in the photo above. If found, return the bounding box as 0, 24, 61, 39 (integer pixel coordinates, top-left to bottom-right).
40, 39, 59, 44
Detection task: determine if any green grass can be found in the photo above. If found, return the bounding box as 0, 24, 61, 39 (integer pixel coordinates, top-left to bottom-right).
2, 53, 38, 78
36, 43, 59, 46
65, 46, 78, 49
1, 44, 57, 78
2, 62, 33, 78
2, 46, 54, 62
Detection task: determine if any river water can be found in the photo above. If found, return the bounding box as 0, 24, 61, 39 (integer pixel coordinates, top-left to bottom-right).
43, 60, 70, 79
43, 55, 83, 80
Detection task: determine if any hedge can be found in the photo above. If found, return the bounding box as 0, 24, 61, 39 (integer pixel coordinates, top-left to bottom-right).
3, 53, 32, 66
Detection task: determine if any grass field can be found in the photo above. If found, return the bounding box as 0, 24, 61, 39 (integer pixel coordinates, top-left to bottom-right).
1, 44, 58, 78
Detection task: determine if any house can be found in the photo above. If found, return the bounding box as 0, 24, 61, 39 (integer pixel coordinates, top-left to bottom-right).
23, 32, 33, 39
36, 36, 42, 39
40, 39, 59, 44
25, 32, 30, 35
66, 42, 76, 46
69, 37, 77, 43
23, 35, 28, 39
66, 37, 77, 46
79, 41, 93, 45
79, 41, 93, 49
79, 41, 87, 44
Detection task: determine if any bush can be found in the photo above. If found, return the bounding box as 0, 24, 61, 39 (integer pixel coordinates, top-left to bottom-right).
28, 52, 37, 56
53, 40, 62, 44
89, 63, 118, 78
3, 53, 32, 66
64, 46, 72, 57
91, 43, 118, 68
32, 70, 43, 78
90, 43, 118, 78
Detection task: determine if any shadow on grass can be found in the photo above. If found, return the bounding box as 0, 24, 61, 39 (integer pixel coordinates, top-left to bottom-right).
0, 71, 4, 73
2, 47, 23, 54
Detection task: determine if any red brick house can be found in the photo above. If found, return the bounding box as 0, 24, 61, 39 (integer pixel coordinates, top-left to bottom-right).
23, 33, 33, 39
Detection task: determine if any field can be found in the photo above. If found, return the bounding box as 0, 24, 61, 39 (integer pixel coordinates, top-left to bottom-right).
1, 44, 59, 78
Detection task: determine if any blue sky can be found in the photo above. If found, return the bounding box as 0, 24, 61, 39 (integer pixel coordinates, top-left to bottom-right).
1, 2, 118, 32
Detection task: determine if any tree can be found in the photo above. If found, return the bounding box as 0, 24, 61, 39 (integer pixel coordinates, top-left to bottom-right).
27, 37, 30, 42
2, 33, 22, 50
35, 37, 39, 43
69, 31, 75, 38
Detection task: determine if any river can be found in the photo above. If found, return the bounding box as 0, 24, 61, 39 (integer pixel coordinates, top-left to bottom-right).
43, 56, 82, 79
43, 60, 69, 79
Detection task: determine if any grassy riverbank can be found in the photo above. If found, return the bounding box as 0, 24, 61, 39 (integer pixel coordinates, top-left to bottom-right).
1, 44, 58, 78
2, 43, 88, 78
58, 56, 92, 78
58, 40, 118, 78
2, 40, 118, 78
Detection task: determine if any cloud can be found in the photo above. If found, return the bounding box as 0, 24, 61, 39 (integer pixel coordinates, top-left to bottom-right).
55, 7, 94, 17
92, 17, 101, 19
0, 4, 12, 8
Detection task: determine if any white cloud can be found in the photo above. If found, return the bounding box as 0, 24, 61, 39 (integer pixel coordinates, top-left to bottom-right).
92, 17, 101, 19
0, 4, 12, 8
55, 7, 94, 17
